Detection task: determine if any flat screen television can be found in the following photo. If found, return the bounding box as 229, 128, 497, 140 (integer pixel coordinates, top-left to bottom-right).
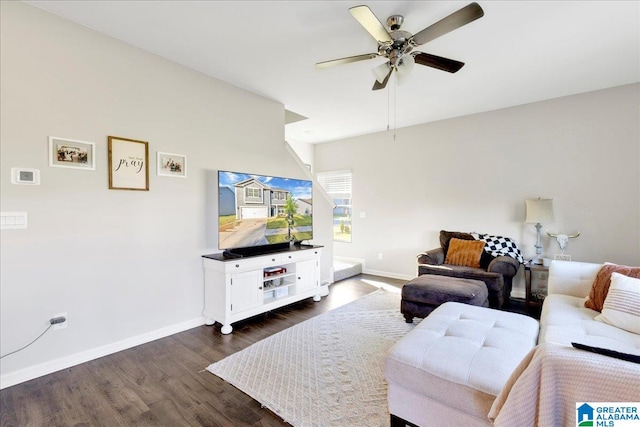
218, 170, 313, 256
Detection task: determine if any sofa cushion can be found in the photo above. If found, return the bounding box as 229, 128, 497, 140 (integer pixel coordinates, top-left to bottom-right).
547, 260, 601, 298
539, 294, 640, 355
595, 273, 640, 334
444, 238, 485, 268
585, 262, 640, 312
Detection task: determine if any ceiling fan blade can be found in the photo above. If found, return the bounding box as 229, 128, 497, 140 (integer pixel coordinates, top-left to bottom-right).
410, 2, 484, 47
372, 69, 392, 90
315, 53, 379, 69
349, 5, 393, 43
413, 52, 465, 73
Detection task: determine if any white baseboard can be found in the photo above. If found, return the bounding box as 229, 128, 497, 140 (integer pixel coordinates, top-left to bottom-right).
361, 268, 414, 281
0, 316, 205, 390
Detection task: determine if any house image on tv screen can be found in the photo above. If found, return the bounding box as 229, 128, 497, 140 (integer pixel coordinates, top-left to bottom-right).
218, 171, 313, 249
233, 177, 289, 219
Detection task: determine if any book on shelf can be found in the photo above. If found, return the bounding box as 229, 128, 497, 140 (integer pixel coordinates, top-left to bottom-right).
264, 266, 286, 277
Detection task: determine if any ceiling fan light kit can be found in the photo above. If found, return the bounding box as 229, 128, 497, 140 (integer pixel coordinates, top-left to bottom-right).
372, 62, 391, 84
316, 2, 485, 90
396, 54, 415, 85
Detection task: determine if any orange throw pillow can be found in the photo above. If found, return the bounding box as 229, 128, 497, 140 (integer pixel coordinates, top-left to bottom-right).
585, 263, 640, 312
444, 238, 485, 268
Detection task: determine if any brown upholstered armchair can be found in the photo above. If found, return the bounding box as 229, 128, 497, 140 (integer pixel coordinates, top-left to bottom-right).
417, 230, 521, 308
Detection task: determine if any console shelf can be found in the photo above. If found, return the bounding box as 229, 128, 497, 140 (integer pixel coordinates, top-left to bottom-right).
202, 245, 324, 334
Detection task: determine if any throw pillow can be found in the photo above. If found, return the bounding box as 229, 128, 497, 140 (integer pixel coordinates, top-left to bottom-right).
595, 273, 640, 334
444, 238, 486, 268
439, 230, 474, 257
585, 263, 640, 312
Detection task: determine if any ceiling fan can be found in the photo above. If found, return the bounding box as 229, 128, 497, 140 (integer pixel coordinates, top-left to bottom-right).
316, 3, 484, 90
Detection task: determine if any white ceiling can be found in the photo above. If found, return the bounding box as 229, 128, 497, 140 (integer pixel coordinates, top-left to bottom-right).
27, 1, 640, 144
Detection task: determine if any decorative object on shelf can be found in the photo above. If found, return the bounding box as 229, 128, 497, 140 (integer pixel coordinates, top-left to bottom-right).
157, 151, 186, 178
264, 277, 284, 288
546, 230, 580, 254
525, 198, 554, 265
531, 291, 546, 302
108, 136, 149, 191
49, 136, 95, 170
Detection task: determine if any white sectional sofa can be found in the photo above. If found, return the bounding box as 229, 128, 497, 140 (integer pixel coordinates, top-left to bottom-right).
385, 260, 640, 427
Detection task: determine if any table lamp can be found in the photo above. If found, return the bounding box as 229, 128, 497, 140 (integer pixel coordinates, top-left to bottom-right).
525, 198, 554, 265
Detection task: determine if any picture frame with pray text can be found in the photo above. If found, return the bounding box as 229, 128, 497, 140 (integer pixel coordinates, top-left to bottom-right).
108, 136, 149, 191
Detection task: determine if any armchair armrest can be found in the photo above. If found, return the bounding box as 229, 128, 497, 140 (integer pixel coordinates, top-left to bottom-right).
488, 256, 520, 277
417, 248, 444, 265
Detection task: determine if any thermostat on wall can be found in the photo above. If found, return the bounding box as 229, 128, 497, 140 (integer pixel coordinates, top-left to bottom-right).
11, 168, 40, 185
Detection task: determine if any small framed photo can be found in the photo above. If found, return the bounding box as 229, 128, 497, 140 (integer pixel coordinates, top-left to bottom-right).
157, 152, 187, 178
49, 137, 96, 170
108, 136, 149, 191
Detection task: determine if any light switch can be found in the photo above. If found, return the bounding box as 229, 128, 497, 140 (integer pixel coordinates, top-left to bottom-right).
0, 212, 28, 229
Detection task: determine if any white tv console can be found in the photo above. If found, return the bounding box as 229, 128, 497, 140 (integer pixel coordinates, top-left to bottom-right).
202, 245, 324, 334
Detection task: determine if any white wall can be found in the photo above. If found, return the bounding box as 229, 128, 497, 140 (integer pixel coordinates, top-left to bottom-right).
315, 84, 640, 294
0, 1, 332, 387
286, 140, 314, 172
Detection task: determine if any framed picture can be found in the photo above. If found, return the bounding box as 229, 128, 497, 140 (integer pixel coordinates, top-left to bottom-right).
49, 137, 96, 170
108, 136, 149, 191
157, 152, 187, 178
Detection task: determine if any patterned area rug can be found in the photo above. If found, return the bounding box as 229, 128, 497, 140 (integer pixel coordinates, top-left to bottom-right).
206, 289, 419, 427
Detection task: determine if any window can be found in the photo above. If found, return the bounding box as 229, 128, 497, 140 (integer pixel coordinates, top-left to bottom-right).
245, 187, 262, 201
317, 170, 352, 242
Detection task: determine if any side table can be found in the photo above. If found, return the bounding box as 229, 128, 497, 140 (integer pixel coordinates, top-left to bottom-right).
524, 263, 549, 314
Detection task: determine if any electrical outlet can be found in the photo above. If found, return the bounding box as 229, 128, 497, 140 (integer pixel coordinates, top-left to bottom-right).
52, 312, 68, 330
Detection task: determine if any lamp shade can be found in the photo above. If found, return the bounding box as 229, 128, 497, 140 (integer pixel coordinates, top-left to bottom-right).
525, 198, 554, 223
372, 62, 391, 84
396, 54, 415, 86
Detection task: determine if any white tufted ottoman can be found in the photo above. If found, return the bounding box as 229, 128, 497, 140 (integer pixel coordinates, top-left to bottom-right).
385, 302, 539, 427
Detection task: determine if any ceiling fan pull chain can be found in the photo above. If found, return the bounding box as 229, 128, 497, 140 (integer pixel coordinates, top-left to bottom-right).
393, 76, 397, 141
388, 82, 391, 131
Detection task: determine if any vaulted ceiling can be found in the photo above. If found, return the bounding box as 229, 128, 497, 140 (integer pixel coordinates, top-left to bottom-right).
27, 1, 640, 144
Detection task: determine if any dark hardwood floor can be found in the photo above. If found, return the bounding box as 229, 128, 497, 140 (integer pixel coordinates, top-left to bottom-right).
0, 274, 406, 427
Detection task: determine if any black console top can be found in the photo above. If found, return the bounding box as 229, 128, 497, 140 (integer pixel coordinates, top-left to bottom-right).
202, 243, 323, 262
